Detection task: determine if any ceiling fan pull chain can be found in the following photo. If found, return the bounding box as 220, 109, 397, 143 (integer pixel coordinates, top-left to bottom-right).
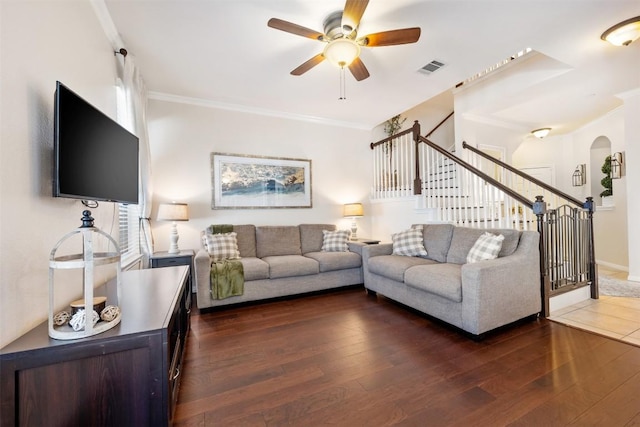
339, 66, 347, 100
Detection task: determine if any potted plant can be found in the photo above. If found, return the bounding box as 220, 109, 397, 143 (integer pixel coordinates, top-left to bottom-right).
382, 115, 406, 189
600, 155, 613, 206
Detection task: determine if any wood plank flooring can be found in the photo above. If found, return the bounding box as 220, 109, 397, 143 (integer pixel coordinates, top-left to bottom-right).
174, 287, 640, 426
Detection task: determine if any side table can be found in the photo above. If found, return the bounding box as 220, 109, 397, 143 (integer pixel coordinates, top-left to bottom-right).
151, 250, 195, 293
354, 238, 380, 245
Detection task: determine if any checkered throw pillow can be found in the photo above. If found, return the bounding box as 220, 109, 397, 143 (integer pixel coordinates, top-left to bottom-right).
467, 232, 505, 263
205, 232, 241, 261
321, 229, 350, 252
392, 226, 428, 257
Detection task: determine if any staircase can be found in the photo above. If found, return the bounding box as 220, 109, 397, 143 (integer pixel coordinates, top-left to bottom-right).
370, 120, 598, 315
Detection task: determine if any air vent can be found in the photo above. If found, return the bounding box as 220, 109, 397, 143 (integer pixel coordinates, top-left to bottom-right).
419, 60, 445, 75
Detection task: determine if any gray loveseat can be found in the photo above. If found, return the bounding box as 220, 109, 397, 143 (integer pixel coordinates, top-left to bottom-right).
362, 224, 541, 336
195, 224, 365, 309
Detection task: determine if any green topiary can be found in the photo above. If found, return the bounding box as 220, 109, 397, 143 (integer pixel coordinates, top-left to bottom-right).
600, 155, 613, 198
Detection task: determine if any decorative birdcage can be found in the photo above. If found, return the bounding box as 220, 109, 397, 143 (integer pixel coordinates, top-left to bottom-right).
48, 210, 122, 340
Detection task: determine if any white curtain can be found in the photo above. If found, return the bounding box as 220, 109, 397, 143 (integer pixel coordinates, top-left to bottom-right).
117, 54, 154, 266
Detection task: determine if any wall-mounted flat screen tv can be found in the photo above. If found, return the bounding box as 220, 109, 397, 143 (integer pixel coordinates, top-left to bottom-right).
53, 81, 139, 204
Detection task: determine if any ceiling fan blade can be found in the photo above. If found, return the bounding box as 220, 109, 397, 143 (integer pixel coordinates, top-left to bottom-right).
348, 57, 370, 81
361, 27, 421, 46
342, 0, 369, 33
268, 18, 324, 41
291, 53, 325, 76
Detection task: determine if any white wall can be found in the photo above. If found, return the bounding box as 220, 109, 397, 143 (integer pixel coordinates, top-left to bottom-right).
147, 100, 373, 252
622, 91, 640, 281
572, 109, 628, 269
0, 1, 119, 347
513, 108, 629, 269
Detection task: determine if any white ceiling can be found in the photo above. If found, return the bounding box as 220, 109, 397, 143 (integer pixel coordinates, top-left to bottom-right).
103, 0, 640, 133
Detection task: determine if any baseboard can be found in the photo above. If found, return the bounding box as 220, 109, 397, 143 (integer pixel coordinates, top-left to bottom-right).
596, 260, 629, 272
549, 286, 591, 313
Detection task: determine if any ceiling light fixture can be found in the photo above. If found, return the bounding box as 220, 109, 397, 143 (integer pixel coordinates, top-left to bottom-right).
323, 39, 361, 101
531, 128, 551, 139
323, 38, 360, 69
601, 16, 640, 46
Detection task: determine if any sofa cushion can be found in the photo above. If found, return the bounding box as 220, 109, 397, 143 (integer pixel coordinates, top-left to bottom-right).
368, 255, 437, 282
205, 232, 240, 261
413, 224, 455, 263
256, 226, 302, 258
446, 227, 521, 264
239, 257, 270, 281
232, 225, 257, 258
300, 224, 336, 254
304, 251, 361, 273
467, 232, 504, 263
392, 226, 428, 257
262, 255, 319, 279
404, 263, 463, 302
321, 229, 350, 252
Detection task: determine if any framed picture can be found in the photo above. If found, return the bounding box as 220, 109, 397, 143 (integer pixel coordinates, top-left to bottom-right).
211, 153, 312, 209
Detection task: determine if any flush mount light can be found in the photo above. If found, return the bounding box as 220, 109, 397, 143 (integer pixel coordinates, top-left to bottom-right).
601, 16, 640, 46
531, 128, 551, 139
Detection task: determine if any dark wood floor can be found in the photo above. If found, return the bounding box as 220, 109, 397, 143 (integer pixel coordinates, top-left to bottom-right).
174, 287, 640, 426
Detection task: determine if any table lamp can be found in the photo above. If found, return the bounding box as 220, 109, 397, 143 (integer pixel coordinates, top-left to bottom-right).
157, 202, 189, 254
343, 203, 364, 240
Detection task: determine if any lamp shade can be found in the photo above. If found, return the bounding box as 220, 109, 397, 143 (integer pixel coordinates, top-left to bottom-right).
343, 203, 364, 217
601, 16, 640, 46
157, 203, 189, 221
323, 38, 360, 68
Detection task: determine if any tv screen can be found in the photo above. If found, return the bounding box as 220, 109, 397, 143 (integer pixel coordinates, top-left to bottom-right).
54, 81, 139, 204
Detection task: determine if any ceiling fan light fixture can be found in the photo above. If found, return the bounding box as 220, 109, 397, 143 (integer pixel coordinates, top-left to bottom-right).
323, 38, 360, 68
601, 16, 640, 46
531, 128, 551, 139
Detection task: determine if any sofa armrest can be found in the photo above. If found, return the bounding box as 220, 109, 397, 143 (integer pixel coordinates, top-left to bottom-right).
194, 249, 212, 308
347, 241, 366, 256
460, 231, 541, 334
361, 243, 393, 267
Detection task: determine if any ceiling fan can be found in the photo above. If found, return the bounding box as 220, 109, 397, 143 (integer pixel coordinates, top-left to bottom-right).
267, 0, 421, 81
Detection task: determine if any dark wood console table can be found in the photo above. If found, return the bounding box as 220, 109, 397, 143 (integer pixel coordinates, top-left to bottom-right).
0, 266, 190, 427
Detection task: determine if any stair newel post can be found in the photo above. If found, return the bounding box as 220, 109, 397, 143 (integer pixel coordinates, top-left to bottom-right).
584, 196, 599, 299
533, 195, 550, 316
412, 120, 422, 195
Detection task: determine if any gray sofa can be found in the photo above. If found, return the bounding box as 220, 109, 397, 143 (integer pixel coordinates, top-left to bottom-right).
362, 224, 541, 336
195, 224, 365, 309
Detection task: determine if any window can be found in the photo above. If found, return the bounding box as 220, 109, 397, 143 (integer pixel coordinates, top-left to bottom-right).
118, 203, 140, 266
116, 79, 141, 266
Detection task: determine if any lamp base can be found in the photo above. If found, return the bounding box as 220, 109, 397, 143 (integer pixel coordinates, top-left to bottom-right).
167, 222, 180, 254
350, 218, 358, 241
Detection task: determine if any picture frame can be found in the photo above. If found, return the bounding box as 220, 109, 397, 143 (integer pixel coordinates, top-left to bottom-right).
211, 153, 312, 209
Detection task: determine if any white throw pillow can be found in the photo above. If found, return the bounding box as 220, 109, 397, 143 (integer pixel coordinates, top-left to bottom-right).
205, 232, 241, 261
467, 232, 505, 263
392, 226, 428, 257
321, 229, 350, 252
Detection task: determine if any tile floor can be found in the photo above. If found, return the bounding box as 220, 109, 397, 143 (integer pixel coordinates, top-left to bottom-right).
549, 267, 640, 347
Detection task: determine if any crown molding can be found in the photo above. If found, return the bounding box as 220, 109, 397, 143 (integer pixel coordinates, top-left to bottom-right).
147, 91, 372, 130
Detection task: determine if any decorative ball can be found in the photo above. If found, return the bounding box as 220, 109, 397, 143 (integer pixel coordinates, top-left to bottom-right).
100, 305, 120, 322
53, 311, 71, 326
69, 309, 99, 331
